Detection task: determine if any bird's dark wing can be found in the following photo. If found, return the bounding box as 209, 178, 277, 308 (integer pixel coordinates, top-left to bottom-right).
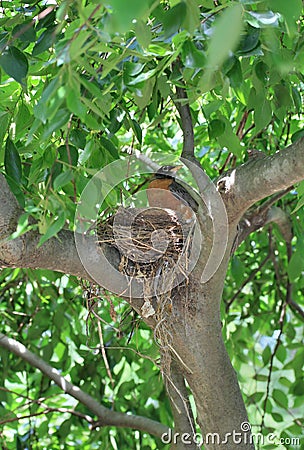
170, 180, 199, 212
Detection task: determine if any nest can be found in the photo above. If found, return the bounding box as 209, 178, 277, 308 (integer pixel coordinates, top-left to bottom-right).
97, 207, 196, 313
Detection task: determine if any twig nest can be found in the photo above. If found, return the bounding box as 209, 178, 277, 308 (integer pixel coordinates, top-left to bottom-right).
97, 207, 197, 317
97, 207, 194, 264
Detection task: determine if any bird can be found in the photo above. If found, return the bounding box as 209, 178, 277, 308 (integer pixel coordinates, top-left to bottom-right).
147, 165, 198, 220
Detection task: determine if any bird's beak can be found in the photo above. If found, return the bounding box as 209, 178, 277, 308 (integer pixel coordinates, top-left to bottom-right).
171, 165, 183, 173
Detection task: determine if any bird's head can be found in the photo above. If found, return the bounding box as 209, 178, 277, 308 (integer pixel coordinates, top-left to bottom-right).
155, 165, 183, 178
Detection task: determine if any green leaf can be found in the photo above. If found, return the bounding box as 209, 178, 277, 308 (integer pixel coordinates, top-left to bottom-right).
207, 4, 243, 70
32, 27, 56, 56
231, 256, 246, 286
0, 46, 28, 85
203, 100, 223, 119
246, 11, 280, 28
272, 389, 289, 408
134, 20, 152, 48
269, 0, 302, 36
133, 78, 155, 109
237, 27, 260, 55
0, 112, 9, 145
13, 22, 36, 43
34, 77, 61, 124
127, 69, 157, 86
103, 183, 119, 208
66, 88, 86, 119
249, 87, 273, 132
255, 61, 269, 83
181, 40, 206, 69
36, 8, 56, 30
184, 0, 200, 34
70, 129, 87, 149
262, 345, 271, 365
58, 144, 79, 167
216, 117, 243, 157
79, 139, 95, 165
255, 99, 272, 131
162, 3, 186, 39
42, 109, 71, 139
287, 250, 304, 281
227, 59, 243, 88
291, 87, 302, 114
292, 379, 304, 396
99, 136, 119, 159
9, 213, 36, 239
106, 0, 149, 33
276, 345, 287, 364
4, 138, 22, 183
272, 412, 284, 422
16, 103, 33, 136
201, 0, 214, 7
292, 193, 304, 213
274, 84, 292, 108
38, 212, 66, 247
53, 170, 74, 191
291, 130, 304, 144
208, 119, 225, 139
131, 120, 142, 145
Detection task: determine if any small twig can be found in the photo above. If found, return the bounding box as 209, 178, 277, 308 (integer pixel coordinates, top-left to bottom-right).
65, 113, 77, 203
0, 6, 55, 54
219, 152, 234, 175
0, 407, 93, 425
233, 188, 293, 251
285, 242, 304, 319
236, 110, 250, 140
97, 320, 115, 392
242, 123, 255, 139
287, 298, 304, 319
260, 301, 287, 430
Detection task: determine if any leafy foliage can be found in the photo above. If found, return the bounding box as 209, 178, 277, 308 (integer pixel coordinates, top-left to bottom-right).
0, 0, 303, 448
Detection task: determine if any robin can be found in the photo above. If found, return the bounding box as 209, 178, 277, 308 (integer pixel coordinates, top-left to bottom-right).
147, 165, 198, 219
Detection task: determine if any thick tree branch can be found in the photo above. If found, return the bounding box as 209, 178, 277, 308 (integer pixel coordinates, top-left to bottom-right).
0, 332, 169, 438
168, 265, 254, 450
217, 137, 304, 220
0, 174, 109, 277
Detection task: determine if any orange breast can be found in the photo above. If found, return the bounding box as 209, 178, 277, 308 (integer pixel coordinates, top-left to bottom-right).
147, 179, 193, 220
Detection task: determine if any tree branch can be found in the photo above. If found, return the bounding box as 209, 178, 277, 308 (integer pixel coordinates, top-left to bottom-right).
175, 86, 195, 163
0, 407, 94, 426
217, 137, 304, 219
0, 332, 169, 438
233, 202, 293, 252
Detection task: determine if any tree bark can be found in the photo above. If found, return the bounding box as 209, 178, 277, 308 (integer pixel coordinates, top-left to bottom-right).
217, 137, 304, 220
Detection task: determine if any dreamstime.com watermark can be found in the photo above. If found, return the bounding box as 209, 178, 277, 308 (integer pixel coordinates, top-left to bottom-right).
161, 422, 301, 447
